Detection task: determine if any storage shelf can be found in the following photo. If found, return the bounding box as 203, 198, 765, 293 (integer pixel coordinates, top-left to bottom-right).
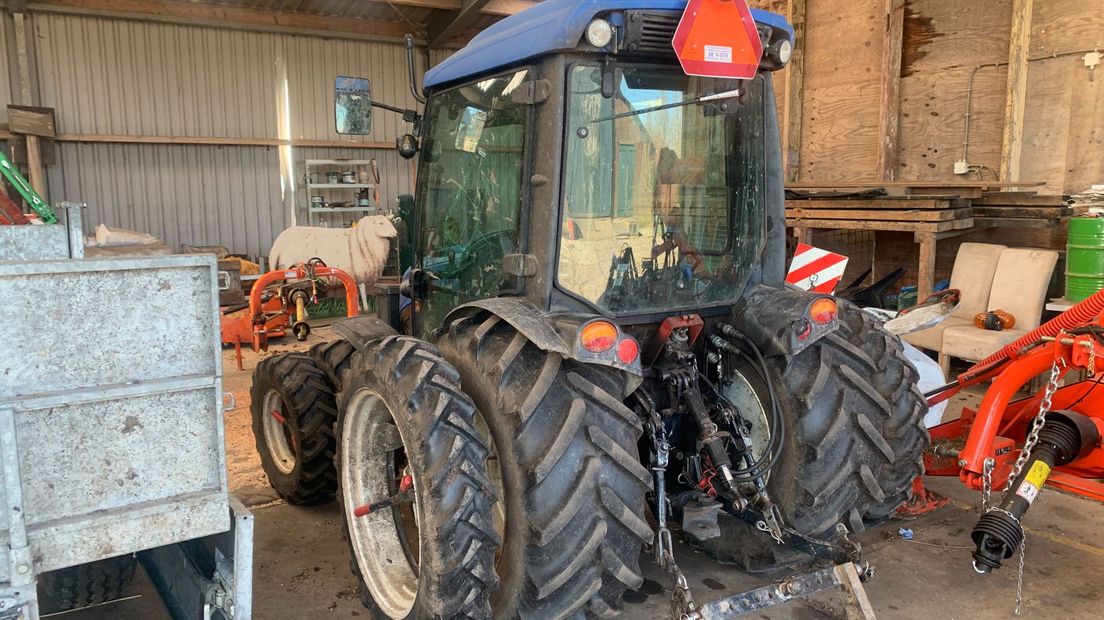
308, 183, 375, 190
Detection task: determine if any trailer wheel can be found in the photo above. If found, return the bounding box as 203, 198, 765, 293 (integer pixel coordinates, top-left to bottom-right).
721, 302, 929, 544
250, 353, 337, 504
437, 312, 653, 619
40, 555, 137, 611
336, 336, 499, 619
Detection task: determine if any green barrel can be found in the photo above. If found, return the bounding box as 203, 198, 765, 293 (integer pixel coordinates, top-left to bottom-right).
1066, 217, 1104, 301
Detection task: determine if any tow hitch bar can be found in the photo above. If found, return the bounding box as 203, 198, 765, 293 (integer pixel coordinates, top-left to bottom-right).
686, 562, 877, 620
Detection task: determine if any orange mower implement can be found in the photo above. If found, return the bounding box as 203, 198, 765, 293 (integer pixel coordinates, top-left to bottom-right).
220, 262, 360, 369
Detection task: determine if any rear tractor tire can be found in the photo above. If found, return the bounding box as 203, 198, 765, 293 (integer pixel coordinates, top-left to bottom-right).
336, 336, 499, 619
438, 312, 653, 619
701, 301, 928, 567
250, 353, 338, 505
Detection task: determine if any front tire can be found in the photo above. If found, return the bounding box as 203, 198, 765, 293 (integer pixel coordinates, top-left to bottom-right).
336, 336, 499, 619
250, 353, 338, 504
438, 312, 653, 619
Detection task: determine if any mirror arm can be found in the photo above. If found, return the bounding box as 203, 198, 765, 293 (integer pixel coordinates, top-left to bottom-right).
405, 34, 427, 105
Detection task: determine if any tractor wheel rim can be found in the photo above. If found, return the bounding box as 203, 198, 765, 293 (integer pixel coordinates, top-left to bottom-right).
342, 388, 419, 619
262, 389, 297, 475
723, 370, 772, 482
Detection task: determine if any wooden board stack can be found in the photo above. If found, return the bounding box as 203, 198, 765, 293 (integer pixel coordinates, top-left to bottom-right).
785, 182, 1072, 232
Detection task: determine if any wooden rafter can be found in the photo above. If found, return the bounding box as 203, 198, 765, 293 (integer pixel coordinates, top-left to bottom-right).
427, 0, 492, 47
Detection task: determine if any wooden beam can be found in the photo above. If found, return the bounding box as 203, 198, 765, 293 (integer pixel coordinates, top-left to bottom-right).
27, 0, 413, 40
53, 133, 395, 149
482, 0, 536, 16
427, 0, 491, 47
877, 0, 905, 181
782, 0, 806, 182
367, 0, 460, 9
999, 0, 1034, 183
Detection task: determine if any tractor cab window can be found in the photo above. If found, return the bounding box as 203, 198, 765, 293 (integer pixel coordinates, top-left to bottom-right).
558, 64, 766, 316
414, 68, 531, 330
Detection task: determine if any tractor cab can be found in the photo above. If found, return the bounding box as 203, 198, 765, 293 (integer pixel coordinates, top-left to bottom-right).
407, 0, 795, 333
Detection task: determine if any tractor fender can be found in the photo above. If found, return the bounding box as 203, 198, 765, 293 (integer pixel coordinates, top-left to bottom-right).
331, 316, 400, 352
728, 285, 841, 359
443, 298, 643, 392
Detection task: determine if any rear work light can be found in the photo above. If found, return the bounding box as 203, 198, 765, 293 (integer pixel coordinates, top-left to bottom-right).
809, 298, 838, 325
580, 321, 618, 352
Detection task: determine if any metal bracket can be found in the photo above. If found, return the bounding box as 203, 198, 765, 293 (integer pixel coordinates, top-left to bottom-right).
0, 406, 38, 620
510, 79, 551, 105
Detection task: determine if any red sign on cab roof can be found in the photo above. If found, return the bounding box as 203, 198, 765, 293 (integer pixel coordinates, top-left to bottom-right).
672, 0, 764, 80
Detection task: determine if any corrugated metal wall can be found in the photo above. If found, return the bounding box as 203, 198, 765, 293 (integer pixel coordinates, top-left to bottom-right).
22, 12, 435, 257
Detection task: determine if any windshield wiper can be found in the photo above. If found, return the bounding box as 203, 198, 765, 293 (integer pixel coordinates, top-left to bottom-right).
590, 88, 742, 124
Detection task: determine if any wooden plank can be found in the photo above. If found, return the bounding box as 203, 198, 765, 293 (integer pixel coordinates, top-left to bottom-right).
999, 0, 1034, 183
877, 0, 905, 180
785, 198, 964, 210
783, 0, 806, 182
902, 186, 983, 199
787, 181, 1045, 189
972, 206, 1072, 218
785, 207, 971, 222
974, 216, 1060, 228
785, 217, 975, 233
972, 194, 1068, 206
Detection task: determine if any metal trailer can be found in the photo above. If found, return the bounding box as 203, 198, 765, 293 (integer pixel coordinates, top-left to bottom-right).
0, 204, 252, 620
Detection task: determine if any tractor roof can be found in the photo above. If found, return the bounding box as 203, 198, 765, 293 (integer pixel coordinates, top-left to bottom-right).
423, 0, 793, 90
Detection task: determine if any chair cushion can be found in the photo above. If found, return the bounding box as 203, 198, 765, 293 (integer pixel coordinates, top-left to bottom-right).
987, 248, 1059, 331
942, 325, 1028, 363
949, 243, 1007, 318
902, 316, 972, 352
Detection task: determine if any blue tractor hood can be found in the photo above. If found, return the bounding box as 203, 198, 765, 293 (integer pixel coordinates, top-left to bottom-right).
423, 0, 793, 90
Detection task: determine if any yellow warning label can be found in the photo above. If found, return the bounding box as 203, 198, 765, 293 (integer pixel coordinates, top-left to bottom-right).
1025, 460, 1052, 489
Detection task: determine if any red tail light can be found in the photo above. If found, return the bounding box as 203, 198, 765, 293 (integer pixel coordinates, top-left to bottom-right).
809, 298, 838, 326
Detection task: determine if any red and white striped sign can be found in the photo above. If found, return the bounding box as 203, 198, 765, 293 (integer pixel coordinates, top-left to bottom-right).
787, 243, 849, 293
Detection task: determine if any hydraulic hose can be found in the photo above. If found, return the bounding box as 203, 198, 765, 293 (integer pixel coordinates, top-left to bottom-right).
965, 288, 1104, 374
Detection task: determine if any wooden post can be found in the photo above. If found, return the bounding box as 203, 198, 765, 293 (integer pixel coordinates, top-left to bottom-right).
917, 232, 936, 300
783, 0, 806, 182
999, 0, 1034, 183
877, 0, 905, 181
24, 136, 45, 197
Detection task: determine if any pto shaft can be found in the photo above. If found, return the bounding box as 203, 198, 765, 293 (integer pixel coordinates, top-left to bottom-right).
971, 411, 1099, 572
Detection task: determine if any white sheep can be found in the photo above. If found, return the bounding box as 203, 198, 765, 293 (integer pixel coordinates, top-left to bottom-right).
268, 215, 398, 286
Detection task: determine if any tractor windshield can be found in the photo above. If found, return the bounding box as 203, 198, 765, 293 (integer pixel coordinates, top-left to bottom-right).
557, 63, 767, 316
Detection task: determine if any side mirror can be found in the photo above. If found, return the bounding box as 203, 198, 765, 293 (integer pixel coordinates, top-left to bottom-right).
335, 76, 372, 135
397, 134, 419, 159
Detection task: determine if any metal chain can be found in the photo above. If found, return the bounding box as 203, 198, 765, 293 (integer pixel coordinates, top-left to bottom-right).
978, 359, 1061, 616
981, 457, 995, 512
1003, 360, 1063, 492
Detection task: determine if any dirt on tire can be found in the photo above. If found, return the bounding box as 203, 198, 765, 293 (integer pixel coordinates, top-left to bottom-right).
437, 312, 653, 619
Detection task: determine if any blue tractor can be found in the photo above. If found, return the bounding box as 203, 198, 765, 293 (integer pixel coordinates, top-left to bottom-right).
250, 1, 928, 617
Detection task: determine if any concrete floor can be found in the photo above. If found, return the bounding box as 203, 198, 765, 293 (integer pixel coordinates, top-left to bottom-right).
51, 332, 1104, 619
